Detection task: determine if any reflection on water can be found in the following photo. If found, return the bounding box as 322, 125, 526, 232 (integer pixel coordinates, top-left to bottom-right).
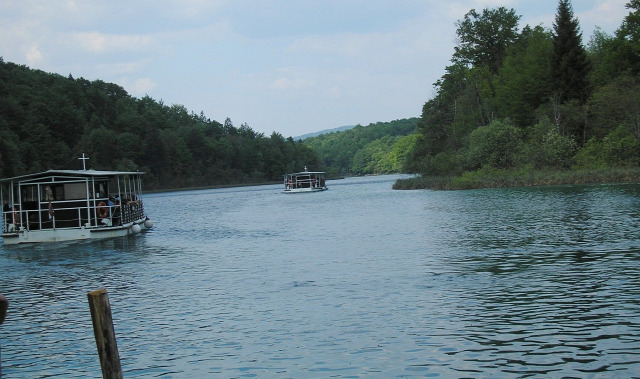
1, 177, 640, 377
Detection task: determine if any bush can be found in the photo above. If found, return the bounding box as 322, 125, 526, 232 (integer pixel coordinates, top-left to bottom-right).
521, 117, 577, 168
573, 124, 639, 169
466, 119, 523, 169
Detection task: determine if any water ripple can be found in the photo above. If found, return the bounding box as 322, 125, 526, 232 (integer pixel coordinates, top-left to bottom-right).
2, 179, 640, 377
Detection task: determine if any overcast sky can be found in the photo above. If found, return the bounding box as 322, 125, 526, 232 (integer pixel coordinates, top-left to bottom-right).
0, 0, 630, 138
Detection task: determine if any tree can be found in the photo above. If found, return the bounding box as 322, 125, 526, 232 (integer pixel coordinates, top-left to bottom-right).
550, 0, 592, 145
495, 25, 553, 127
589, 74, 640, 142
453, 7, 521, 75
614, 0, 640, 74
588, 27, 620, 86
551, 0, 591, 104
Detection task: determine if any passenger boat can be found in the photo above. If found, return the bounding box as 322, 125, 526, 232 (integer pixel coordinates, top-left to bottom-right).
284, 166, 328, 193
1, 159, 153, 244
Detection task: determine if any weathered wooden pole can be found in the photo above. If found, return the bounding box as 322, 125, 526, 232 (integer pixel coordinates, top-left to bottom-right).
0, 294, 7, 325
0, 293, 8, 379
87, 289, 123, 379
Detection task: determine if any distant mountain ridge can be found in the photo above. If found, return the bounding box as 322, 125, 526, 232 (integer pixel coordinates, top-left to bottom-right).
294, 124, 356, 140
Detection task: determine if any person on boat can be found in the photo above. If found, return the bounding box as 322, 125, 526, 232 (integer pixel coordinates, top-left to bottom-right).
110, 196, 121, 225
105, 196, 115, 219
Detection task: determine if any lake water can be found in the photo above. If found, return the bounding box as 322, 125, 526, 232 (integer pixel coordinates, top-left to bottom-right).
1, 174, 640, 378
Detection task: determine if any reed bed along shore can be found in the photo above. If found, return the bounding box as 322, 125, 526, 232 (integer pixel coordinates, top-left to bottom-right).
393, 167, 640, 190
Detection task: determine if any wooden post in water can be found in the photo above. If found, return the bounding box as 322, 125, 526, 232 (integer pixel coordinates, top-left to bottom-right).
0, 293, 8, 379
0, 294, 7, 325
87, 289, 123, 379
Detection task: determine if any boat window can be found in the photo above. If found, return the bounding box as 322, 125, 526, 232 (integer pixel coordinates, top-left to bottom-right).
21, 185, 38, 202
41, 185, 64, 201
64, 183, 87, 200
94, 182, 107, 198
41, 185, 53, 201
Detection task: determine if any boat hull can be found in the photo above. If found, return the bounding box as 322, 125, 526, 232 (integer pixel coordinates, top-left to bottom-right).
1, 218, 149, 245
284, 186, 328, 193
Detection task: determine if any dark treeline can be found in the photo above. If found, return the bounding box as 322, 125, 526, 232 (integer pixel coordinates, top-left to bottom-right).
303, 118, 418, 177
0, 59, 321, 190
401, 0, 640, 188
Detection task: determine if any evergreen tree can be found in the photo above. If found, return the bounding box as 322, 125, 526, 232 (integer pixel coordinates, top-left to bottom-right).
551, 0, 591, 104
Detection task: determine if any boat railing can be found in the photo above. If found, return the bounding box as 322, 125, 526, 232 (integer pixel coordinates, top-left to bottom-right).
284, 174, 325, 189
120, 199, 145, 224
1, 199, 145, 233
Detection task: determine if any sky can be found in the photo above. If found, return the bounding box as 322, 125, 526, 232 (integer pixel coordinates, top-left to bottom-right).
0, 0, 631, 138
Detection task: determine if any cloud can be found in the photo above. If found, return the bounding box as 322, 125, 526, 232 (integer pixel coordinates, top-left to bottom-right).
578, 0, 628, 34
160, 0, 227, 21
263, 67, 316, 91
133, 77, 157, 94
114, 76, 157, 97
73, 32, 156, 54
290, 33, 380, 58
26, 45, 44, 66
270, 76, 315, 91
96, 60, 150, 76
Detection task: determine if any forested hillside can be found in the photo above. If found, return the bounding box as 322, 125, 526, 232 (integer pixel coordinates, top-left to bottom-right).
303, 118, 418, 177
0, 59, 321, 190
399, 0, 640, 189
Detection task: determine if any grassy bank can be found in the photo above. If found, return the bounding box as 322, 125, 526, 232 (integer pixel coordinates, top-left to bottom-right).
393, 167, 640, 190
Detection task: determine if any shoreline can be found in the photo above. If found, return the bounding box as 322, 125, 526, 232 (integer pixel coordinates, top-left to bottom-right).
145, 176, 349, 194
392, 167, 640, 190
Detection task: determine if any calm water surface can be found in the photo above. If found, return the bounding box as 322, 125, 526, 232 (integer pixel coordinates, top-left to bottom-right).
1, 175, 640, 378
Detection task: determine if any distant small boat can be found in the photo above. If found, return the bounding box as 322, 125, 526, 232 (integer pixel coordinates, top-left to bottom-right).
284, 166, 328, 193
1, 155, 153, 244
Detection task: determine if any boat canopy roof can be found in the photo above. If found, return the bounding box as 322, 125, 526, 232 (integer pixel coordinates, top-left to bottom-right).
0, 169, 145, 184
289, 171, 325, 175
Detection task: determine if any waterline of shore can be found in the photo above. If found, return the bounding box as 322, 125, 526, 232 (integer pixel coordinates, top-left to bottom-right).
393, 167, 640, 190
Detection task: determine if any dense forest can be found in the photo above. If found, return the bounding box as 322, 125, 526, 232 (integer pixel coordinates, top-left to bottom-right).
398, 0, 640, 189
0, 57, 417, 190
0, 59, 322, 190
302, 118, 417, 177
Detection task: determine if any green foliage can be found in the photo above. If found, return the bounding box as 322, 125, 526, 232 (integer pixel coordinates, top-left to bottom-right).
574, 124, 640, 168
588, 74, 640, 141
0, 60, 320, 189
453, 7, 522, 74
551, 0, 592, 104
405, 1, 640, 189
615, 0, 640, 75
588, 27, 622, 86
495, 25, 553, 126
303, 119, 418, 176
466, 119, 523, 169
522, 117, 578, 168
395, 166, 640, 190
